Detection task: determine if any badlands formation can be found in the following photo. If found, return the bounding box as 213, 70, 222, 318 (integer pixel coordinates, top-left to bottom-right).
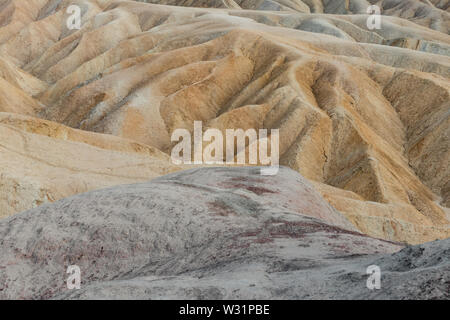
1, 167, 448, 300
0, 0, 449, 299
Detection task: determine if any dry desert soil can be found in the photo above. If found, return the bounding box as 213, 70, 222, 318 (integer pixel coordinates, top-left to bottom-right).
0, 0, 448, 299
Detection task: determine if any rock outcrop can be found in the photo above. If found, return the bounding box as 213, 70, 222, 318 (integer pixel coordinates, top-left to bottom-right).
60, 238, 450, 300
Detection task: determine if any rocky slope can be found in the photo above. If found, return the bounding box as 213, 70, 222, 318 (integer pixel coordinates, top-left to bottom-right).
0, 111, 181, 219
0, 0, 448, 245
142, 0, 450, 32
1, 167, 448, 300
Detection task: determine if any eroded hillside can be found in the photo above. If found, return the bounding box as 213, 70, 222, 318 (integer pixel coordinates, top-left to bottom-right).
0, 0, 448, 244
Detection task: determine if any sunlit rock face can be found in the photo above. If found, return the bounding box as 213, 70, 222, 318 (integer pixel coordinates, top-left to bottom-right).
0, 0, 448, 244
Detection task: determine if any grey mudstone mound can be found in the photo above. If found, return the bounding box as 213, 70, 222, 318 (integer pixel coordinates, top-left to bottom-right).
0, 167, 448, 300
